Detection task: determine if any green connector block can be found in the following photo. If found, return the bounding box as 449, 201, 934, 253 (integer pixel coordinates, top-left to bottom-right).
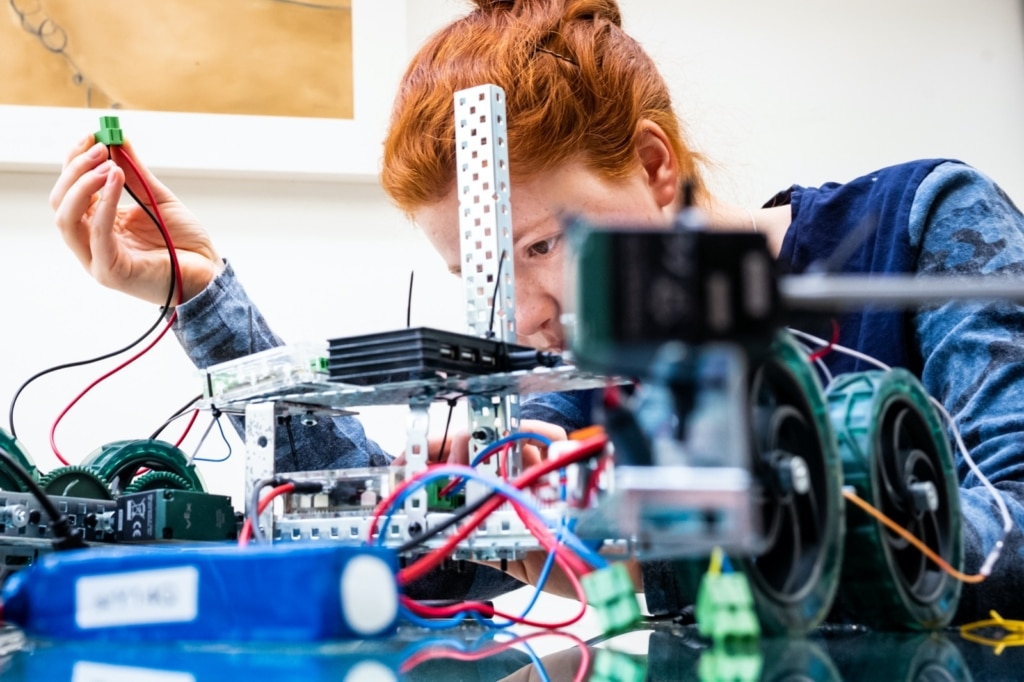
698, 642, 763, 682
95, 115, 124, 146
582, 562, 642, 635
695, 569, 761, 648
425, 478, 464, 511
589, 648, 648, 682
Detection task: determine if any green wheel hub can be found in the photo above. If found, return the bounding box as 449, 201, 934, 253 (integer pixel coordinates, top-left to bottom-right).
827, 369, 963, 629
124, 471, 196, 494
81, 439, 204, 495
38, 466, 113, 500
0, 428, 37, 492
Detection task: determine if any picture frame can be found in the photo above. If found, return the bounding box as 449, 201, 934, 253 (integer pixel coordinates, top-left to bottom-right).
0, 0, 407, 181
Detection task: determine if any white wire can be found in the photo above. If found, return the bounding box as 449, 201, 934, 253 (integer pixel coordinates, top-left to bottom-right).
929, 397, 1012, 575
786, 327, 892, 372
814, 357, 834, 387
793, 337, 835, 387
186, 416, 219, 465
786, 326, 1013, 576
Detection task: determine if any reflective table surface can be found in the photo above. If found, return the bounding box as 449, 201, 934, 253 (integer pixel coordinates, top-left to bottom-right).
0, 621, 1017, 681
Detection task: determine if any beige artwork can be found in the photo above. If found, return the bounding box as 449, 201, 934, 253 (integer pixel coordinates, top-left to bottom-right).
0, 0, 353, 119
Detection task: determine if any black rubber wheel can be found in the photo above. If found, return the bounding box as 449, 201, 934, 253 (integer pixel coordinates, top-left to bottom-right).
827, 369, 963, 630
659, 332, 845, 637
739, 331, 845, 636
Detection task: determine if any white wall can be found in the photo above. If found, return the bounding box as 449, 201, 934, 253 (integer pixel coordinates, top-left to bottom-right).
1, 0, 1022, 512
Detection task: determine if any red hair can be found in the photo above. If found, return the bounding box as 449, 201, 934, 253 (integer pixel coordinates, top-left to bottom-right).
381, 0, 706, 215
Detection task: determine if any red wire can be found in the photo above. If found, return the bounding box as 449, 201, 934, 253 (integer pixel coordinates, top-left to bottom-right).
807, 318, 841, 362
436, 440, 514, 500
397, 433, 608, 586
400, 495, 591, 629
580, 455, 609, 508
48, 313, 178, 465
114, 148, 184, 308
173, 409, 201, 448
400, 630, 591, 682
48, 145, 185, 465
511, 498, 591, 578
400, 595, 495, 619
366, 470, 422, 543
238, 482, 295, 546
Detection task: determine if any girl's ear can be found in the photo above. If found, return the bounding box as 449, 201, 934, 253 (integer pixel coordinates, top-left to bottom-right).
635, 119, 680, 210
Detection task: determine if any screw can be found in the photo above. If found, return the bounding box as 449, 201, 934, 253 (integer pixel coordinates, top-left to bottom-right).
909, 481, 939, 513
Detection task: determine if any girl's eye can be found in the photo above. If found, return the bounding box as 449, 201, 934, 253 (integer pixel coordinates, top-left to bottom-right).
527, 234, 561, 257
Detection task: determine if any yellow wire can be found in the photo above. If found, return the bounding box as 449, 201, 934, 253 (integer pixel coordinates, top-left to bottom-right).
960, 610, 1024, 654
708, 546, 723, 576
842, 488, 985, 584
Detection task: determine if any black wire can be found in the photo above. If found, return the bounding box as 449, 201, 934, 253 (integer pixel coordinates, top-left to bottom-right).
148, 393, 203, 440
486, 250, 507, 339
394, 445, 604, 553
0, 446, 84, 550
435, 398, 458, 463
284, 417, 301, 471
395, 491, 493, 554
407, 270, 415, 328
248, 476, 279, 544
7, 145, 178, 439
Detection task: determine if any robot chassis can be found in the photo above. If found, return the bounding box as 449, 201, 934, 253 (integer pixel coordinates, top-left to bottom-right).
198, 85, 1024, 635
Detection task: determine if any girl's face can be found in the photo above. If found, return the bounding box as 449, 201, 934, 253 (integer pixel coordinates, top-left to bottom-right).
414, 159, 672, 351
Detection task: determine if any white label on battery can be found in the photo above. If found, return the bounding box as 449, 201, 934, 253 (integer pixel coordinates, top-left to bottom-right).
75, 566, 199, 629
72, 661, 196, 682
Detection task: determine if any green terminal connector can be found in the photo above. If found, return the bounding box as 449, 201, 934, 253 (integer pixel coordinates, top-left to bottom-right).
589, 648, 648, 682
698, 644, 763, 682
95, 115, 124, 146
425, 478, 464, 511
581, 562, 642, 635
695, 550, 761, 649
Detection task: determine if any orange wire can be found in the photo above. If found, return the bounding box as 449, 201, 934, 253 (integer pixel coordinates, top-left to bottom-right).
842, 488, 985, 584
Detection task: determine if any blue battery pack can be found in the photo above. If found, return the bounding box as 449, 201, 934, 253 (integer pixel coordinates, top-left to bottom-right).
1, 542, 400, 642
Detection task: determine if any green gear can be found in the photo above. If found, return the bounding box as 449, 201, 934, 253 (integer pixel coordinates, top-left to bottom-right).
38, 466, 114, 500
0, 428, 38, 491
124, 471, 195, 494
81, 439, 204, 494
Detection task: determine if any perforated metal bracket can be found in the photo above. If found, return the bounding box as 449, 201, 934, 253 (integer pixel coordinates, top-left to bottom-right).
454, 84, 516, 343
244, 401, 277, 539
454, 84, 521, 471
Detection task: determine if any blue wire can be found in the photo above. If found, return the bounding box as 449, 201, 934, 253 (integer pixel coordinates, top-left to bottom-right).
386, 467, 599, 630
396, 635, 471, 661
399, 605, 503, 630
519, 641, 552, 682
375, 465, 608, 574
515, 522, 564, 619
561, 518, 609, 570
473, 630, 553, 682
192, 418, 233, 463
397, 630, 550, 682
373, 465, 547, 548
439, 432, 555, 498
468, 432, 553, 468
